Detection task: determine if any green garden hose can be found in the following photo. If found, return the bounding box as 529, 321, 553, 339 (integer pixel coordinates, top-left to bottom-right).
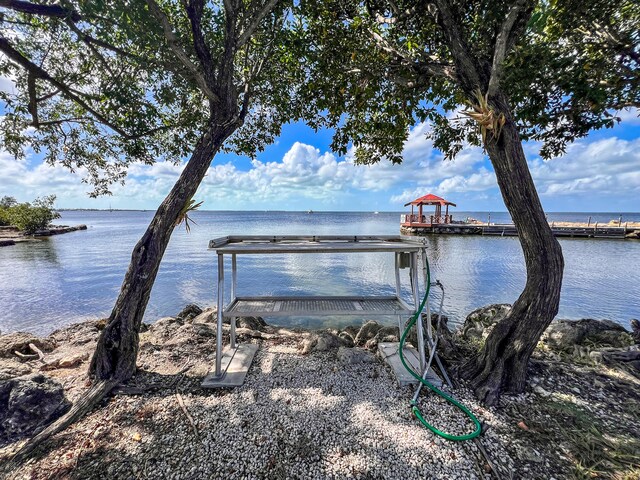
399, 257, 482, 441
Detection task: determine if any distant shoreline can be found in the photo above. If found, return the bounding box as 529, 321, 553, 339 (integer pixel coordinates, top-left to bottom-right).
0, 224, 87, 247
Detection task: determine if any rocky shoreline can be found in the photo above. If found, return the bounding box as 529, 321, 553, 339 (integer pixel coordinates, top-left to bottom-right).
0, 224, 87, 247
1, 306, 638, 479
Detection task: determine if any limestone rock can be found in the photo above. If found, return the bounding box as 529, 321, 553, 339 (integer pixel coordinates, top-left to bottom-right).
337, 331, 355, 347
176, 304, 203, 322
337, 347, 375, 364
0, 364, 33, 381
354, 321, 383, 347
0, 332, 56, 358
542, 319, 632, 352
165, 323, 216, 346
364, 326, 399, 350
300, 331, 350, 354
0, 374, 70, 446
236, 316, 268, 332
631, 319, 640, 343
50, 320, 102, 346
460, 304, 512, 341
147, 317, 183, 340
41, 353, 89, 370
192, 308, 216, 325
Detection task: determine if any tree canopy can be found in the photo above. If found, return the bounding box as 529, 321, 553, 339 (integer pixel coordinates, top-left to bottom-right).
296, 0, 639, 163
0, 0, 300, 195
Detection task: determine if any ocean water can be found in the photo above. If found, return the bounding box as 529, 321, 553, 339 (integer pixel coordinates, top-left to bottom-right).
0, 210, 638, 335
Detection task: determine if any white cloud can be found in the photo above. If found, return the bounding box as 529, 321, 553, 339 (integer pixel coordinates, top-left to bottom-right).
529, 137, 640, 197
615, 108, 640, 125
1, 119, 638, 211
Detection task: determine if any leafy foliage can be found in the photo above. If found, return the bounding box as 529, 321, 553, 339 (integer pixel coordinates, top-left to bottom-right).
295, 0, 639, 163
175, 198, 203, 233
0, 0, 301, 195
2, 195, 61, 233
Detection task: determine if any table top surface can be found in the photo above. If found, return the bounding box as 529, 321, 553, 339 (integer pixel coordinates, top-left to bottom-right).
209, 235, 426, 254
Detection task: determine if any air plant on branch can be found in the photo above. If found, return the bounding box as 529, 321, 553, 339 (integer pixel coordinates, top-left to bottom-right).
175, 198, 203, 233
460, 90, 506, 143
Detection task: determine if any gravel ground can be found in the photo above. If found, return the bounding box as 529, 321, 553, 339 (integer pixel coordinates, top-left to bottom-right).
3, 313, 637, 479
3, 337, 517, 480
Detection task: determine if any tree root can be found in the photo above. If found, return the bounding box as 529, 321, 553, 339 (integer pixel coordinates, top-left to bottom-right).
2, 378, 119, 474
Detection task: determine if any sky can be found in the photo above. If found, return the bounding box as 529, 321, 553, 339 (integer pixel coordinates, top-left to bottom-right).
1, 69, 639, 212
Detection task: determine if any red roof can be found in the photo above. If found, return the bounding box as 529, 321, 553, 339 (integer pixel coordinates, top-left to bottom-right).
404, 193, 456, 207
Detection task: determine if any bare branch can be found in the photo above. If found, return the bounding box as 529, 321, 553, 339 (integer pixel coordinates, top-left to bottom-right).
433, 0, 485, 93
487, 0, 530, 96
27, 71, 38, 126
0, 0, 81, 22
237, 0, 280, 48
145, 0, 219, 102
184, 0, 217, 89
368, 28, 454, 81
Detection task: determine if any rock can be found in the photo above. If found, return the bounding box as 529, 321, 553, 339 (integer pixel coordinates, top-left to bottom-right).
165, 323, 216, 346
590, 347, 640, 372
354, 321, 383, 347
236, 316, 268, 332
176, 304, 203, 322
300, 331, 351, 354
460, 304, 512, 341
0, 364, 33, 381
0, 332, 56, 358
337, 331, 355, 347
192, 308, 216, 324
50, 320, 102, 346
337, 347, 375, 364
631, 319, 640, 343
44, 353, 89, 370
364, 326, 399, 350
533, 385, 551, 397
0, 374, 70, 446
147, 317, 184, 340
542, 319, 632, 353
343, 325, 359, 340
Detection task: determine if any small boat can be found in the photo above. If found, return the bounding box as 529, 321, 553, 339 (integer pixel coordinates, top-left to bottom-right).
307, 210, 313, 214
374, 211, 379, 214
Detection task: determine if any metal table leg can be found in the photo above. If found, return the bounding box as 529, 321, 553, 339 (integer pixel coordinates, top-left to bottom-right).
230, 254, 237, 349
411, 251, 427, 373
215, 253, 224, 377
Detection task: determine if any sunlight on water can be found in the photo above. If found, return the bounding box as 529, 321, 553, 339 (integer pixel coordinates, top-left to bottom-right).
0, 210, 638, 334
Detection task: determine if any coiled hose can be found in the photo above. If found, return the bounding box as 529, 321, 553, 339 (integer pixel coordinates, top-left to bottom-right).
398, 256, 482, 441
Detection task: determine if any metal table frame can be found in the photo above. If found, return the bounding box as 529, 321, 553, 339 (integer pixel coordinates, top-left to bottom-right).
208, 235, 430, 381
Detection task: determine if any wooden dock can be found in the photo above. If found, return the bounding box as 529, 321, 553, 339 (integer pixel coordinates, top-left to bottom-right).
400, 223, 640, 240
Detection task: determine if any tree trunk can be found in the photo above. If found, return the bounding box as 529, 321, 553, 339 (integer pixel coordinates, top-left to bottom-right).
89, 121, 235, 381
460, 91, 564, 405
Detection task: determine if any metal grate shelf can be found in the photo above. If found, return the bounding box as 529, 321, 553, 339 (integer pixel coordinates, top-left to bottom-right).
224, 296, 413, 317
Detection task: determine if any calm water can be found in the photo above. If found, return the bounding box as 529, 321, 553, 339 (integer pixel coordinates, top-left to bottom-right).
0, 210, 638, 335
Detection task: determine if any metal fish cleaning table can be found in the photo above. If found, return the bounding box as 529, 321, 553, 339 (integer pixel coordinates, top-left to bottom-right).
202, 235, 434, 387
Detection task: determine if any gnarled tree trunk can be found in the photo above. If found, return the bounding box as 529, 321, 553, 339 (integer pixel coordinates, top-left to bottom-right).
90, 121, 237, 380
460, 91, 564, 405
5, 119, 238, 469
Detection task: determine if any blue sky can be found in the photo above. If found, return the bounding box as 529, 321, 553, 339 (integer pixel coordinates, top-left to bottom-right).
1, 69, 639, 212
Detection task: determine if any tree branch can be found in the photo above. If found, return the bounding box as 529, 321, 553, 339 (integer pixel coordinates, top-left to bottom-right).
0, 0, 81, 22
237, 0, 280, 48
433, 0, 485, 93
487, 0, 532, 96
27, 71, 38, 126
0, 35, 164, 140
368, 28, 455, 82
184, 0, 217, 90
145, 0, 219, 102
